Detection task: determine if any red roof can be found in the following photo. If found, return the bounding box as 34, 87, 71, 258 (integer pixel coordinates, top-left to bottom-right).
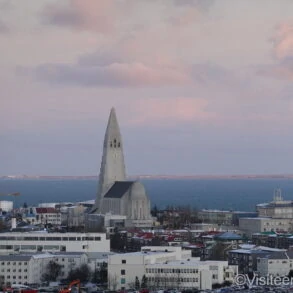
36, 207, 57, 214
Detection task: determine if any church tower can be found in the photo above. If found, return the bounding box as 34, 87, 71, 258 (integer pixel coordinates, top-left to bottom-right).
95, 107, 126, 211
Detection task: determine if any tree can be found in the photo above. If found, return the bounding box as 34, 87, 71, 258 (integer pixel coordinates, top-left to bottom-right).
42, 261, 62, 282
135, 276, 140, 290
141, 275, 147, 289
92, 262, 107, 284
68, 264, 91, 283
0, 220, 7, 232
151, 205, 158, 217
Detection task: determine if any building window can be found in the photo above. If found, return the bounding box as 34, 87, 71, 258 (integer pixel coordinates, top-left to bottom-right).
121, 270, 125, 275
122, 260, 126, 264
121, 278, 125, 284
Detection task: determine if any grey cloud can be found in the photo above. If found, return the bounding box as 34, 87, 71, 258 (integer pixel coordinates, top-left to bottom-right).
34, 62, 190, 87
0, 19, 9, 33
257, 57, 293, 82
78, 50, 126, 67
173, 0, 214, 10
42, 5, 82, 27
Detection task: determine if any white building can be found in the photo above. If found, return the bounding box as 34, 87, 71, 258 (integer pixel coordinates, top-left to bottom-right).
22, 208, 62, 226
257, 190, 293, 219
0, 252, 89, 286
87, 252, 115, 272
257, 251, 293, 277
0, 253, 54, 285
108, 246, 237, 291
146, 260, 237, 290
38, 203, 58, 208
0, 201, 13, 212
0, 232, 110, 254
239, 217, 293, 236
104, 213, 126, 228
66, 205, 86, 228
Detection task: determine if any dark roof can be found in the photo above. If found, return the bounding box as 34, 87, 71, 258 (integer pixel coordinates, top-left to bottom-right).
104, 181, 134, 198
0, 255, 32, 261
215, 232, 243, 240
264, 251, 293, 260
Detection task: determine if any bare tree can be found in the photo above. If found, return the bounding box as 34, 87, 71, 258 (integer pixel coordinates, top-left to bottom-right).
108, 274, 118, 291
41, 261, 62, 282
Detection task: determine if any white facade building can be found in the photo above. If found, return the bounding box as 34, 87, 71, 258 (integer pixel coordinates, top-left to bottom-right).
108, 246, 237, 291
0, 201, 13, 212
257, 251, 293, 277
146, 260, 237, 290
256, 190, 293, 219
0, 254, 55, 285
239, 217, 293, 236
0, 232, 110, 254
0, 252, 89, 286
104, 213, 126, 227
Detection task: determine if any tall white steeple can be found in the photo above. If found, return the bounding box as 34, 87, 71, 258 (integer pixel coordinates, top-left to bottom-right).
95, 107, 126, 211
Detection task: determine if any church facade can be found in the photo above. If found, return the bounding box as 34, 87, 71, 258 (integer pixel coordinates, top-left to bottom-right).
93, 108, 152, 227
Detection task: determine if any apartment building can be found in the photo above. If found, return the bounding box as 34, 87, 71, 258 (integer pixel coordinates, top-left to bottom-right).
0, 252, 88, 286
228, 245, 286, 274
257, 251, 293, 277
0, 254, 54, 285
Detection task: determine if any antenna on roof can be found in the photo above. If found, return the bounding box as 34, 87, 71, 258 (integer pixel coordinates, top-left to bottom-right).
273, 188, 282, 202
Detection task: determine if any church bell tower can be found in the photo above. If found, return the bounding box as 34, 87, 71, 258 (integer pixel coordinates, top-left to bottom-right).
94, 107, 126, 211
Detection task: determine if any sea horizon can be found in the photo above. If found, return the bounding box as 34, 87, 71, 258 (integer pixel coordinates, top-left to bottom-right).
1, 177, 293, 212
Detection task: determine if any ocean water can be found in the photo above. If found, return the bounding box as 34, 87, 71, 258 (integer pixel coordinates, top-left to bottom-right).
1, 178, 293, 211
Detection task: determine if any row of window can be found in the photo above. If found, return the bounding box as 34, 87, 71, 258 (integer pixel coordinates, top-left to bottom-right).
0, 236, 101, 241
4, 276, 28, 280
146, 268, 199, 274
1, 269, 28, 272
147, 277, 199, 283
1, 262, 28, 265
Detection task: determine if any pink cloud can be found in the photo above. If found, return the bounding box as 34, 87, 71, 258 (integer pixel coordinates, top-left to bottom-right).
257, 23, 293, 81
123, 97, 216, 126
273, 23, 293, 60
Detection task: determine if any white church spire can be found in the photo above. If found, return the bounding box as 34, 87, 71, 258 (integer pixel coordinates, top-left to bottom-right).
95, 107, 126, 211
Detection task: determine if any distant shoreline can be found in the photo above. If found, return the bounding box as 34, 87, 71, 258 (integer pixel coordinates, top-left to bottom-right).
2, 174, 293, 180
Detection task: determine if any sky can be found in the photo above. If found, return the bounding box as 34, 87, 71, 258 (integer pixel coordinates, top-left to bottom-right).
1, 0, 293, 176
